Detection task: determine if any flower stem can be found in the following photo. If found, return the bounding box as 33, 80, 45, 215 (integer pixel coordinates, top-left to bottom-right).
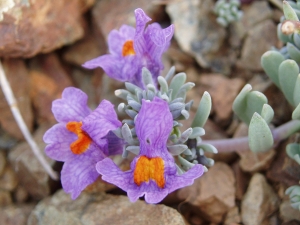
201, 120, 300, 153
0, 61, 58, 180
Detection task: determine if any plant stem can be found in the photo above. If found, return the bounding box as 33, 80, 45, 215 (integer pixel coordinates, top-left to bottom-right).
0, 60, 58, 180
201, 120, 300, 153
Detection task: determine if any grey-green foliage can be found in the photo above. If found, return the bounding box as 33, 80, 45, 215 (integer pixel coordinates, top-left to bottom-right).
233, 84, 274, 152
114, 67, 214, 173
213, 0, 243, 27
286, 185, 300, 210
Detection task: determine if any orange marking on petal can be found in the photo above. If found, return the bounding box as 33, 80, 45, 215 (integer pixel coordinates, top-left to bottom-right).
66, 121, 92, 154
122, 40, 135, 57
133, 156, 165, 188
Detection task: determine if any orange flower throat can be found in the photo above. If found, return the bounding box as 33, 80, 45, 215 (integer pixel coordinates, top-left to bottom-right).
133, 156, 165, 188
122, 40, 135, 57
66, 121, 92, 154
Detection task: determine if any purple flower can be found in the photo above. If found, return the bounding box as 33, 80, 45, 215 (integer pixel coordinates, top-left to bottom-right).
82, 8, 174, 88
96, 97, 204, 204
43, 87, 122, 199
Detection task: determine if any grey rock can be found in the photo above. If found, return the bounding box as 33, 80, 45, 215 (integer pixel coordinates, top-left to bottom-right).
0, 204, 35, 225
241, 173, 279, 225
28, 190, 186, 225
280, 200, 300, 223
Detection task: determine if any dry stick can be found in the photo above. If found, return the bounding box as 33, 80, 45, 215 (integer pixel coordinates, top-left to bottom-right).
201, 120, 300, 153
0, 60, 58, 180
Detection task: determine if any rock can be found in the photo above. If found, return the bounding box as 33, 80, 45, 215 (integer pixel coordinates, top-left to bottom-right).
198, 74, 245, 124
8, 125, 57, 200
63, 33, 106, 67
14, 186, 29, 203
167, 0, 233, 73
0, 164, 18, 191
0, 189, 12, 206
92, 0, 162, 37
267, 138, 300, 187
280, 200, 300, 223
0, 204, 35, 225
224, 206, 241, 225
233, 122, 276, 172
29, 53, 74, 124
0, 151, 6, 176
237, 20, 277, 70
0, 0, 95, 58
28, 190, 186, 225
178, 162, 236, 223
0, 58, 33, 140
232, 161, 251, 201
241, 173, 279, 225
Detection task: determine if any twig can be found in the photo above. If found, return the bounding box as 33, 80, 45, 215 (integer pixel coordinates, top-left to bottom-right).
0, 60, 58, 180
201, 120, 300, 153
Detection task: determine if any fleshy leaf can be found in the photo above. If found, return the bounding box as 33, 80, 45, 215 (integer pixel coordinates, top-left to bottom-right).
286, 143, 300, 165
169, 72, 186, 100
260, 104, 274, 124
283, 0, 299, 21
191, 91, 212, 128
261, 51, 285, 88
287, 43, 300, 63
278, 59, 299, 106
293, 74, 300, 106
248, 113, 274, 153
292, 103, 300, 120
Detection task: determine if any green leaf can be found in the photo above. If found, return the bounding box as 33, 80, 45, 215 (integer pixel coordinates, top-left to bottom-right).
246, 91, 268, 123
261, 51, 285, 88
287, 43, 300, 63
158, 76, 168, 94
192, 91, 212, 128
292, 103, 300, 120
169, 72, 186, 100
283, 0, 299, 21
293, 74, 300, 106
286, 143, 300, 165
248, 113, 274, 153
278, 59, 299, 106
197, 143, 218, 154
260, 104, 274, 124
233, 84, 252, 123
142, 67, 154, 86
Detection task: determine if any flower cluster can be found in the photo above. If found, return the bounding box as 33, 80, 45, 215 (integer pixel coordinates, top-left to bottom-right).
44, 8, 207, 204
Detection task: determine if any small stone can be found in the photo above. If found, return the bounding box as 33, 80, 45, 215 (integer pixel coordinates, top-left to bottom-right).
0, 151, 6, 176
8, 125, 57, 200
198, 74, 245, 124
241, 173, 279, 225
0, 204, 36, 225
0, 59, 33, 140
237, 20, 278, 70
29, 53, 74, 124
0, 164, 18, 191
232, 161, 251, 200
14, 186, 29, 203
233, 123, 276, 173
28, 190, 186, 225
280, 200, 300, 223
224, 206, 241, 225
0, 189, 12, 206
178, 162, 236, 223
0, 0, 94, 57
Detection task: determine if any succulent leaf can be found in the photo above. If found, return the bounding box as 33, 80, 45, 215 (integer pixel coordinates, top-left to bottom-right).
191, 91, 212, 128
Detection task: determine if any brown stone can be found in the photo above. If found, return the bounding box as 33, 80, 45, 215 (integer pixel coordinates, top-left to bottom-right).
224, 206, 241, 225
241, 173, 279, 225
178, 162, 236, 223
28, 190, 186, 225
14, 186, 29, 203
0, 164, 18, 191
0, 189, 12, 206
8, 125, 57, 200
237, 20, 278, 70
0, 0, 95, 57
199, 74, 245, 124
280, 200, 300, 223
0, 58, 33, 140
29, 53, 74, 124
0, 204, 35, 225
232, 161, 251, 200
0, 151, 6, 176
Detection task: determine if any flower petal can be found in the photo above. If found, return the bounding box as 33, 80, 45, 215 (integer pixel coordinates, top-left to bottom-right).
96, 158, 131, 191
168, 164, 205, 193
44, 123, 76, 161
136, 98, 173, 153
82, 100, 121, 147
52, 87, 91, 123
108, 25, 135, 55
61, 144, 104, 199
105, 131, 125, 156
